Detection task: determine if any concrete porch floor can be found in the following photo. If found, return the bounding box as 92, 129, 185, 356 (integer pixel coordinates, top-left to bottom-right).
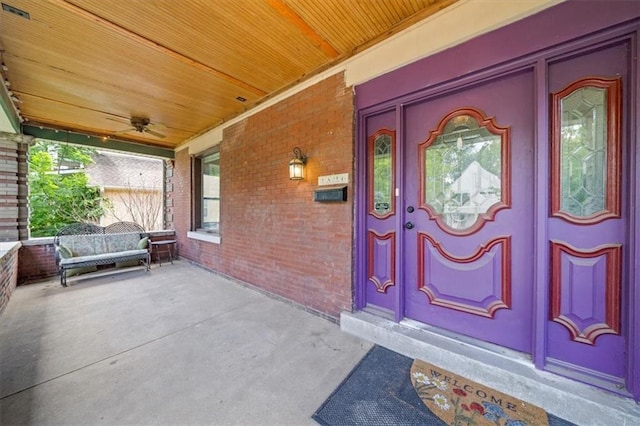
3, 261, 640, 426
0, 261, 371, 425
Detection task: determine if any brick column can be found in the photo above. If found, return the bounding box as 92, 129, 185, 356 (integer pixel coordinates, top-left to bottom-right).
164, 159, 174, 230
0, 242, 20, 315
0, 132, 32, 242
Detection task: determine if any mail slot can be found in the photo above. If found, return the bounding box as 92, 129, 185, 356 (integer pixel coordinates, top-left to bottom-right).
313, 186, 347, 202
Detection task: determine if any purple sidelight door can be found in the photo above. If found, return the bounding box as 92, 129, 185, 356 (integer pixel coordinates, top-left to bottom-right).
544, 42, 630, 390
402, 70, 535, 352
364, 110, 398, 314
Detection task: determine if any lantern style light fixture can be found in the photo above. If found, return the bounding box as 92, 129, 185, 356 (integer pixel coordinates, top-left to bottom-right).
289, 147, 307, 180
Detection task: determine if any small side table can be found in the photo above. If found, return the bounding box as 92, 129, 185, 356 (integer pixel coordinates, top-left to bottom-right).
150, 240, 176, 266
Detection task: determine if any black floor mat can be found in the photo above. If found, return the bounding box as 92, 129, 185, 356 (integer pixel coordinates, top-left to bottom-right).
313, 345, 575, 426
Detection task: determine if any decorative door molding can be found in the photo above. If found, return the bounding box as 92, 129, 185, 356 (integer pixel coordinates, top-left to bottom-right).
550, 240, 622, 345
417, 233, 511, 318
367, 230, 396, 293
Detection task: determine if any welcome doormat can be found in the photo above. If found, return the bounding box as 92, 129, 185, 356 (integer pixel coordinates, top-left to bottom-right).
313, 345, 575, 426
411, 359, 548, 425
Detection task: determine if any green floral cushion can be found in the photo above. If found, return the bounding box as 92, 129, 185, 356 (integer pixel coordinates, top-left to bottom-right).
104, 233, 140, 252
58, 244, 73, 259
59, 234, 104, 256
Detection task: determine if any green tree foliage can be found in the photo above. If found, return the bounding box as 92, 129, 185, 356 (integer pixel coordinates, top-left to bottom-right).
28, 141, 106, 237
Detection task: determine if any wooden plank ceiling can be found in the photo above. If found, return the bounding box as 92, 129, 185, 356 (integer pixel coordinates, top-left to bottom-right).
0, 0, 457, 149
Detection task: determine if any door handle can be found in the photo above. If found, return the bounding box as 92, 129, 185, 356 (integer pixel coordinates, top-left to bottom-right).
404, 221, 414, 230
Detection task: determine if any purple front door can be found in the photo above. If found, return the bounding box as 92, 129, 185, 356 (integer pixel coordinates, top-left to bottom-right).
363, 70, 535, 351
358, 0, 638, 400
402, 70, 535, 352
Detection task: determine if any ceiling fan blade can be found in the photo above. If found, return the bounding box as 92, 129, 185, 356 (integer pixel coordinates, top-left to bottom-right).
105, 116, 132, 125
144, 128, 166, 138
147, 122, 167, 130
113, 127, 136, 134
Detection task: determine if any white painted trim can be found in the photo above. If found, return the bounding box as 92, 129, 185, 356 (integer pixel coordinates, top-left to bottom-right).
20, 237, 54, 246
187, 231, 221, 245
186, 127, 223, 155
345, 0, 564, 86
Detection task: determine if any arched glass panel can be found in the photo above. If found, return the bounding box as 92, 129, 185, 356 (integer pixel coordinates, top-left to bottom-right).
551, 77, 621, 224
420, 108, 510, 235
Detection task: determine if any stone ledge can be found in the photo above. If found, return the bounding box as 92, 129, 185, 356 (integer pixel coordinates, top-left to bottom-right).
187, 231, 221, 244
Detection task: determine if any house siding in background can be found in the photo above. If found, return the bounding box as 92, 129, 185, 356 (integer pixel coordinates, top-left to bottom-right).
86, 151, 164, 231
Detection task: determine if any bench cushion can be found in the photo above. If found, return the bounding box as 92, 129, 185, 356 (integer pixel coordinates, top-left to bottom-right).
58, 234, 105, 256
104, 233, 142, 253
59, 249, 149, 267
58, 232, 143, 257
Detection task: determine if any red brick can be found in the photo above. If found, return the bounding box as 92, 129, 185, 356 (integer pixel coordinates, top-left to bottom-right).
173, 73, 354, 319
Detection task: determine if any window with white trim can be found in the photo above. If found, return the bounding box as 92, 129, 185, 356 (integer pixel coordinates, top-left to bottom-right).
193, 150, 220, 233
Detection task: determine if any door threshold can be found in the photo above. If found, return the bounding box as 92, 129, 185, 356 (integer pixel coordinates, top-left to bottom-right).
341, 310, 640, 425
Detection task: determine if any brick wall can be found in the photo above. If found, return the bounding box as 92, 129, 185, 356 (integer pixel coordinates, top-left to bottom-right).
0, 242, 20, 315
18, 239, 58, 284
174, 73, 354, 318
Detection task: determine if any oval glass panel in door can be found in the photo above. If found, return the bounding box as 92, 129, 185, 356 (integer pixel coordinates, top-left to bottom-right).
369, 129, 395, 218
419, 108, 510, 235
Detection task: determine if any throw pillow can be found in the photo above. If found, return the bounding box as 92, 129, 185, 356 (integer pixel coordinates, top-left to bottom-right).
58, 244, 73, 259
137, 237, 149, 249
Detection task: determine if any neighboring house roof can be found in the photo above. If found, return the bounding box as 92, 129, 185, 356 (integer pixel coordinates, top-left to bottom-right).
86, 151, 163, 191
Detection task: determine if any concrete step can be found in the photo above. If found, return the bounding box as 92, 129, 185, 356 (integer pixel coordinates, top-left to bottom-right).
341, 310, 640, 426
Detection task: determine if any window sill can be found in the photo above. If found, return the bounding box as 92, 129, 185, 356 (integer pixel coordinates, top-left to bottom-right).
187, 231, 221, 245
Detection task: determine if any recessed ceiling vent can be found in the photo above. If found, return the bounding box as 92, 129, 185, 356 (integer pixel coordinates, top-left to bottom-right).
2, 3, 30, 19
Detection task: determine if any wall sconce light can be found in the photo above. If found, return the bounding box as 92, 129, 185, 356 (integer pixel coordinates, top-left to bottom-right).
289, 147, 307, 180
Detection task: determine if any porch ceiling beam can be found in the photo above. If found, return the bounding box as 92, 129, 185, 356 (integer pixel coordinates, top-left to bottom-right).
22, 124, 175, 159
46, 0, 267, 97
266, 0, 340, 59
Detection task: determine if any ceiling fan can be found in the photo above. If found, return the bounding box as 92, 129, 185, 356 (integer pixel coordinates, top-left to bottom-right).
108, 116, 167, 138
